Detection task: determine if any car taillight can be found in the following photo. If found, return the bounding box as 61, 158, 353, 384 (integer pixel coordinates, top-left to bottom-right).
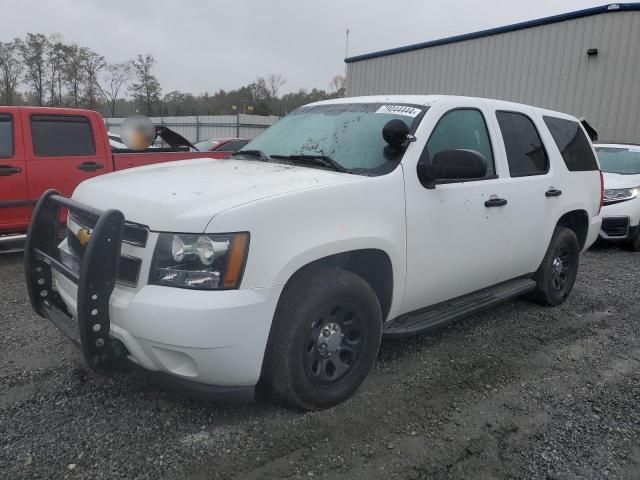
598, 170, 604, 214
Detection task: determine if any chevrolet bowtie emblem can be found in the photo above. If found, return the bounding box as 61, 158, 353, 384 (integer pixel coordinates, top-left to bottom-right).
76, 227, 91, 246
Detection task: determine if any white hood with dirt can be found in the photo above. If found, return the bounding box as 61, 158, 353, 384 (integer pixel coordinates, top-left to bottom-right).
72, 158, 358, 232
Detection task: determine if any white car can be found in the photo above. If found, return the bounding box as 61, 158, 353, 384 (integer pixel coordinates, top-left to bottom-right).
25, 95, 603, 409
594, 143, 640, 251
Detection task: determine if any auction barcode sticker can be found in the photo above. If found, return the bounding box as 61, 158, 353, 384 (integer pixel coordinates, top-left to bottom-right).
375, 105, 422, 117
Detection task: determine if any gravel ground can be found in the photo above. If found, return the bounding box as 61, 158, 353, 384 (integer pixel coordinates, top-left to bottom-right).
1, 245, 640, 479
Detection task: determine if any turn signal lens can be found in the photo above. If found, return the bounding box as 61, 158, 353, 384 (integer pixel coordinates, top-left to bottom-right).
224, 233, 249, 288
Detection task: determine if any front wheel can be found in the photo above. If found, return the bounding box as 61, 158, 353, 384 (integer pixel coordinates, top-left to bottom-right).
529, 226, 580, 306
262, 267, 382, 410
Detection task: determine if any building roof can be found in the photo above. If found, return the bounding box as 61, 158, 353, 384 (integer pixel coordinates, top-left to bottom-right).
345, 3, 640, 64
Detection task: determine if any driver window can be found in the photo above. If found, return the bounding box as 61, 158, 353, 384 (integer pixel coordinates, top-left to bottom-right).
421, 109, 495, 176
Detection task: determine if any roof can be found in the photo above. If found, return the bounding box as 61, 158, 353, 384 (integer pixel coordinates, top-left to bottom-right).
311, 94, 443, 107
594, 142, 640, 147
345, 3, 640, 64
309, 94, 580, 120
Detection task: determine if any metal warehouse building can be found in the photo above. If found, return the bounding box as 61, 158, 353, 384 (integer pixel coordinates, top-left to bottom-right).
345, 3, 640, 142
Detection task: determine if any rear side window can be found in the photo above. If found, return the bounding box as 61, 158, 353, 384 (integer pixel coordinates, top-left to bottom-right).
423, 109, 495, 176
543, 116, 598, 171
215, 140, 248, 152
31, 115, 96, 157
496, 111, 548, 176
0, 114, 13, 158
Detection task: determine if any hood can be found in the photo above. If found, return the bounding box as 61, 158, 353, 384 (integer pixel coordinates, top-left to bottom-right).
73, 158, 359, 232
602, 171, 640, 190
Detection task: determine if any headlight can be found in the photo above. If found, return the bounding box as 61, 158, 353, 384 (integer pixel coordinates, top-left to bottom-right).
150, 232, 249, 290
603, 187, 640, 203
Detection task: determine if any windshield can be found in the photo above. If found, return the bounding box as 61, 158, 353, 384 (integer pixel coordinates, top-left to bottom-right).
240, 103, 426, 175
596, 146, 640, 174
195, 139, 222, 151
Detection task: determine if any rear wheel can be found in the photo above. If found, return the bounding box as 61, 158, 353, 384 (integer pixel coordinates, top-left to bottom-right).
529, 226, 580, 306
262, 267, 382, 410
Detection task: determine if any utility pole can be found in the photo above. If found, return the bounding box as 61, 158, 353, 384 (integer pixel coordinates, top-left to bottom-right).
344, 27, 350, 78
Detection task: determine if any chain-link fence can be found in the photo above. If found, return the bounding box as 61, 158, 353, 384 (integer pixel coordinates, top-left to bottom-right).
104, 114, 279, 144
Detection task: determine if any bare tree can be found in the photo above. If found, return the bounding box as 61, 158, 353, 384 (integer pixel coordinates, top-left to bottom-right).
128, 54, 161, 116
19, 33, 49, 106
329, 75, 345, 95
64, 44, 87, 106
0, 39, 23, 105
266, 73, 286, 99
46, 35, 67, 106
83, 50, 105, 109
251, 76, 270, 101
100, 62, 132, 117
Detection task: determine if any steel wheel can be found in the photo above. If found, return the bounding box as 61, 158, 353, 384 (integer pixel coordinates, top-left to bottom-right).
303, 301, 366, 388
551, 246, 571, 290
529, 226, 580, 306
264, 267, 382, 410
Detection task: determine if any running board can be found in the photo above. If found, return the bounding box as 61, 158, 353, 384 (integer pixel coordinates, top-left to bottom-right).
0, 233, 26, 244
383, 278, 537, 337
0, 234, 27, 255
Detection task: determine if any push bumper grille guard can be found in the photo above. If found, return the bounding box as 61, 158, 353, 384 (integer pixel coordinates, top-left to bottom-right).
24, 189, 129, 370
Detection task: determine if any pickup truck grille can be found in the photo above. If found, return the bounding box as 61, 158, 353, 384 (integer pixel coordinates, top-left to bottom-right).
67, 212, 145, 287
601, 217, 629, 237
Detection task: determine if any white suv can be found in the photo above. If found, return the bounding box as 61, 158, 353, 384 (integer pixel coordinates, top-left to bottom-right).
594, 143, 640, 250
25, 95, 603, 409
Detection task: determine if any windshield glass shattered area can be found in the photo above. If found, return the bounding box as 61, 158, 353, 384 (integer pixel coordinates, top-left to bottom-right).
596, 146, 640, 174
241, 103, 426, 176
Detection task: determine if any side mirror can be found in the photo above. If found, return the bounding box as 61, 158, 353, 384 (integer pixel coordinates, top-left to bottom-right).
417, 149, 487, 188
382, 119, 410, 148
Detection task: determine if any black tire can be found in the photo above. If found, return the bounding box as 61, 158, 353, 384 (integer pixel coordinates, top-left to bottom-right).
627, 231, 640, 252
529, 226, 580, 306
262, 267, 382, 410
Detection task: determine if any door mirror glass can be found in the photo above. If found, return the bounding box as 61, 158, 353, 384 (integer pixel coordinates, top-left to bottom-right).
418, 149, 487, 188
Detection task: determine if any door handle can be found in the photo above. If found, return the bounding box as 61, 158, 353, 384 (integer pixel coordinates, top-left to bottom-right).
484, 197, 508, 208
77, 161, 104, 172
545, 188, 563, 197
0, 164, 21, 176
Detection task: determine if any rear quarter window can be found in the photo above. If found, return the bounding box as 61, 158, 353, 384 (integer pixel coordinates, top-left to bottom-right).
543, 116, 598, 171
0, 114, 13, 158
496, 111, 548, 177
31, 115, 96, 157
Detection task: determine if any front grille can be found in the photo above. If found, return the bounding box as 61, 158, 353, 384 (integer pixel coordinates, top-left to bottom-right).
69, 211, 149, 247
601, 217, 629, 237
67, 212, 144, 287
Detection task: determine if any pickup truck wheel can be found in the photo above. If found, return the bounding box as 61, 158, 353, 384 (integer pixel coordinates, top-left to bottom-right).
529, 226, 579, 306
263, 267, 382, 410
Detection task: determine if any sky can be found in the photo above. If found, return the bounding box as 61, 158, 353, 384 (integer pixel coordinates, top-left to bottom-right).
2, 0, 609, 95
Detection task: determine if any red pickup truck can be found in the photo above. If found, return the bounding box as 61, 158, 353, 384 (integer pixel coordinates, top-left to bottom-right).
0, 107, 213, 242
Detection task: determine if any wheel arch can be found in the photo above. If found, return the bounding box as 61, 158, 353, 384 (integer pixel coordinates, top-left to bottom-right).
278, 248, 395, 322
556, 209, 589, 250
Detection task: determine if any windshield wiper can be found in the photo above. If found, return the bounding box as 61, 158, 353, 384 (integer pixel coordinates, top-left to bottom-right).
270, 154, 348, 173
231, 149, 271, 161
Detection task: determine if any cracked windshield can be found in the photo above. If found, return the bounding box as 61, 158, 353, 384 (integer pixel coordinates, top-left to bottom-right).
242, 103, 424, 175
